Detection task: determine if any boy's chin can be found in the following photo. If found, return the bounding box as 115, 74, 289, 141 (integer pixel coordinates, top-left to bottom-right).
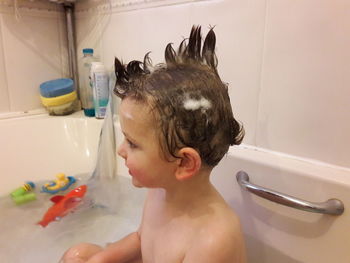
131, 177, 144, 188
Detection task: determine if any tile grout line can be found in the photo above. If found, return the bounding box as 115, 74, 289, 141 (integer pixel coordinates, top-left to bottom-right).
0, 15, 11, 112
254, 0, 269, 147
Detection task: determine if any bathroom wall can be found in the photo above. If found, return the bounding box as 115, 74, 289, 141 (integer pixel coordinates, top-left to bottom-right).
0, 0, 349, 169
74, 0, 350, 168
0, 0, 68, 115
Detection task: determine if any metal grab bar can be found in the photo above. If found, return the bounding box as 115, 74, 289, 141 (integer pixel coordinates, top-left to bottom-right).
236, 171, 344, 216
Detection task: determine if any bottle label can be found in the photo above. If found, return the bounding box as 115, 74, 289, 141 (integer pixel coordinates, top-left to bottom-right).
80, 58, 96, 109
93, 72, 109, 118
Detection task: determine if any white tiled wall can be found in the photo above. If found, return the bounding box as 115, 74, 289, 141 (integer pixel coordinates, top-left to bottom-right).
1, 0, 349, 168
0, 17, 10, 113
257, 0, 350, 169
75, 0, 267, 146
0, 2, 68, 113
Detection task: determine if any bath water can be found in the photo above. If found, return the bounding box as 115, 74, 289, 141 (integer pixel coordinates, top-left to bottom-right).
0, 95, 145, 262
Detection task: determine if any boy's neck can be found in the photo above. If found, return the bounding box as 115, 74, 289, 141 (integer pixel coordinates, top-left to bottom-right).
155, 169, 219, 213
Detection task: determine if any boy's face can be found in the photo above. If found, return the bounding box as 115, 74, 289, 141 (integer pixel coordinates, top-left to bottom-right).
118, 98, 178, 188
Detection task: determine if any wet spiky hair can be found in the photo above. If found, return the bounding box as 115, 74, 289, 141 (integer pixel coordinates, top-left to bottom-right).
114, 25, 244, 167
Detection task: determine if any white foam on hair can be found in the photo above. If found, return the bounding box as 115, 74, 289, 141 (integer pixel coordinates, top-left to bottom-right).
183, 97, 212, 111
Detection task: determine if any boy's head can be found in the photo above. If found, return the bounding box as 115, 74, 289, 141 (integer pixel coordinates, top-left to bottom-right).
114, 26, 244, 167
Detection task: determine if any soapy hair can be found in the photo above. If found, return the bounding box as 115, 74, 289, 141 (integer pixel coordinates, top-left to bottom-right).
114, 26, 244, 167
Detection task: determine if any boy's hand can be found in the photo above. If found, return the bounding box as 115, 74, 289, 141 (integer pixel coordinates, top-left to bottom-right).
86, 232, 142, 263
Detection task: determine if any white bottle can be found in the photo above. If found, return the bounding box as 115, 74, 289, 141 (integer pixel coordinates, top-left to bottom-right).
79, 48, 98, 117
91, 63, 109, 119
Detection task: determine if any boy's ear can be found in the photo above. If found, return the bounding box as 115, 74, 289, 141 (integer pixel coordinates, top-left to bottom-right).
175, 147, 201, 181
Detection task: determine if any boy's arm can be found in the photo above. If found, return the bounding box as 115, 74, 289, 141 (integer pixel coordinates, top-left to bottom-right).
182, 228, 246, 263
87, 231, 142, 263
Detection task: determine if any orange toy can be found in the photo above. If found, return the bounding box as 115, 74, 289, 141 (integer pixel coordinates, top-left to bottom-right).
37, 185, 87, 227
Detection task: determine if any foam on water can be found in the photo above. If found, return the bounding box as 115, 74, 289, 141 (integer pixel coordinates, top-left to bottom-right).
0, 94, 145, 262
0, 175, 145, 262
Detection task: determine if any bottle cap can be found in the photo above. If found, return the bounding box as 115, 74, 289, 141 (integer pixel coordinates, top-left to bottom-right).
26, 181, 35, 189
83, 48, 94, 54
84, 108, 95, 117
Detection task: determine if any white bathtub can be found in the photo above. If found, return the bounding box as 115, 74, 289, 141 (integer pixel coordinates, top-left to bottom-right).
0, 111, 145, 262
212, 147, 350, 263
0, 111, 349, 262
0, 111, 102, 195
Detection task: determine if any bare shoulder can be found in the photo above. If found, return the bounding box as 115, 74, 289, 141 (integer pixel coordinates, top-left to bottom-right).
184, 206, 247, 263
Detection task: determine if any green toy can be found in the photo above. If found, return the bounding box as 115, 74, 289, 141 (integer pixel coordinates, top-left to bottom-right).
10, 182, 37, 205
12, 192, 37, 205
10, 182, 35, 198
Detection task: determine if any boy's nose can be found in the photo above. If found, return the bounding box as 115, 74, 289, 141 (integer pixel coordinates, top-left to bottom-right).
117, 142, 127, 159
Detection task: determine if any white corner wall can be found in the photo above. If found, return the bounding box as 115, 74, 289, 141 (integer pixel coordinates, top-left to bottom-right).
0, 0, 349, 168
74, 0, 350, 168
0, 0, 68, 114
257, 0, 350, 168
74, 0, 267, 147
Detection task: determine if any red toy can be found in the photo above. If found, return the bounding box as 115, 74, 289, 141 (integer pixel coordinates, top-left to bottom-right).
37, 185, 87, 227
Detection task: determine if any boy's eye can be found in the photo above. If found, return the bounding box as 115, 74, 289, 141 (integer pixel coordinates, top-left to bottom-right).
127, 139, 137, 149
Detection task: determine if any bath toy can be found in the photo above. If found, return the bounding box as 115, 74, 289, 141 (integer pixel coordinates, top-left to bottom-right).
10, 181, 35, 198
10, 182, 37, 205
37, 185, 87, 227
41, 173, 76, 194
12, 192, 37, 205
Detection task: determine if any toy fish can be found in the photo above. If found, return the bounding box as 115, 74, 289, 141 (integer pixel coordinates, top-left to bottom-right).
37, 185, 87, 227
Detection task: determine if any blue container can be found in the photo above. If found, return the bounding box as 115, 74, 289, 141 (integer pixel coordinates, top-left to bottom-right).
39, 78, 78, 115
40, 78, 74, 98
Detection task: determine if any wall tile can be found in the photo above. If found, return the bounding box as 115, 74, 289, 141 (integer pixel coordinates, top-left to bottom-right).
100, 4, 192, 67
0, 15, 10, 113
187, 0, 267, 145
75, 9, 108, 63
1, 11, 68, 112
75, 0, 267, 145
257, 0, 350, 167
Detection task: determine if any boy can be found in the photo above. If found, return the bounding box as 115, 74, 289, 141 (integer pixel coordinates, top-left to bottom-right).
62, 26, 246, 263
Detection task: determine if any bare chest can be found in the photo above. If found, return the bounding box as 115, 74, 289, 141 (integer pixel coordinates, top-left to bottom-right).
139, 194, 199, 263
140, 213, 195, 263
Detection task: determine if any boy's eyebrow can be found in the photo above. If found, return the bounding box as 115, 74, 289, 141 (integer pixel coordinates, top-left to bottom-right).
122, 131, 137, 142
